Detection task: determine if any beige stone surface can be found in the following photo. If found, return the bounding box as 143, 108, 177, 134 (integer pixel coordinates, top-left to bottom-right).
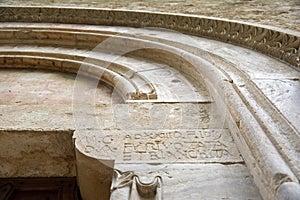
253, 79, 300, 131
0, 45, 211, 103
0, 7, 299, 199
0, 130, 75, 177
0, 0, 298, 32
0, 69, 114, 106
0, 103, 219, 131
76, 149, 113, 200
0, 69, 114, 177
75, 129, 243, 164
112, 163, 262, 200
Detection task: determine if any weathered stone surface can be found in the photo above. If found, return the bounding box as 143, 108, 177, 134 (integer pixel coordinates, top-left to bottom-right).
0, 130, 75, 177
0, 7, 299, 199
0, 103, 219, 131
112, 163, 262, 200
0, 7, 298, 67
277, 182, 300, 200
0, 0, 298, 32
0, 69, 113, 106
75, 129, 242, 164
254, 79, 300, 131
76, 149, 113, 200
138, 71, 208, 102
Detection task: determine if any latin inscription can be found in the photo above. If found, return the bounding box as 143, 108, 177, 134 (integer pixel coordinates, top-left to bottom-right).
80, 129, 243, 163
120, 130, 241, 163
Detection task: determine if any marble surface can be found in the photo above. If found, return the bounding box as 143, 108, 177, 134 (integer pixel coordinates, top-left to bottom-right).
112, 163, 262, 200
0, 20, 299, 199
254, 79, 300, 131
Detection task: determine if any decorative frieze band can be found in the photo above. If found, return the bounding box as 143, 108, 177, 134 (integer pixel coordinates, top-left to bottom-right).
0, 6, 299, 68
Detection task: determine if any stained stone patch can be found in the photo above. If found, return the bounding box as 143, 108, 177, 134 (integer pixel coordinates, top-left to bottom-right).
0, 130, 75, 177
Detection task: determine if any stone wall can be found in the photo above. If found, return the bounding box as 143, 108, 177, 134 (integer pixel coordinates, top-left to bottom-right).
0, 4, 299, 200
0, 0, 299, 32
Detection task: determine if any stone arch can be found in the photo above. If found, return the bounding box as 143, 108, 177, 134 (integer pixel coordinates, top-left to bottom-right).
0, 6, 299, 200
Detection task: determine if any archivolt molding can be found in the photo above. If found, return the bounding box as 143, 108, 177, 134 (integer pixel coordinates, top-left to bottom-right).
0, 25, 212, 103
0, 49, 158, 101
0, 6, 300, 200
0, 6, 299, 68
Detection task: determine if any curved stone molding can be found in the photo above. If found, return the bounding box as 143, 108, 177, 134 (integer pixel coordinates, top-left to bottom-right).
0, 6, 299, 68
277, 182, 300, 200
0, 5, 300, 200
0, 54, 157, 101
0, 26, 212, 103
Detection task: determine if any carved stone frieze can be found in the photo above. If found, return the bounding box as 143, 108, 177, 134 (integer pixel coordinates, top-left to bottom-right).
0, 6, 298, 68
